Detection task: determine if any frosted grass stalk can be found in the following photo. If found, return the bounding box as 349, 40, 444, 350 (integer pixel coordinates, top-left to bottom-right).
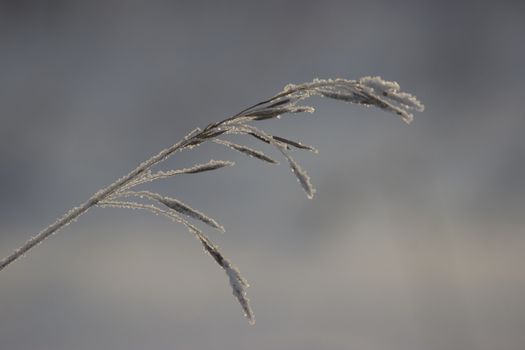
0, 76, 423, 324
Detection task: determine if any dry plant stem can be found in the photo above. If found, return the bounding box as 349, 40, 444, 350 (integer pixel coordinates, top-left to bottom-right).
0, 76, 424, 323
0, 128, 199, 271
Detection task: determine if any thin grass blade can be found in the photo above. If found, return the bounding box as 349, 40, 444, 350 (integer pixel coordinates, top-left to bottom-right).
214, 139, 278, 164
197, 232, 254, 325
272, 136, 318, 153
157, 196, 225, 232
278, 147, 316, 199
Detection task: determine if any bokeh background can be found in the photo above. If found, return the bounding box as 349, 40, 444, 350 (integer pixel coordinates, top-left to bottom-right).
1, 1, 524, 349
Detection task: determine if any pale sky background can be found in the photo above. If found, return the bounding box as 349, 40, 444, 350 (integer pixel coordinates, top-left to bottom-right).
1, 1, 524, 349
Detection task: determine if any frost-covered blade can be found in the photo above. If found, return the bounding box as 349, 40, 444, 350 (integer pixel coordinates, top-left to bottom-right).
197, 232, 255, 325
157, 196, 225, 232
111, 191, 225, 232
180, 160, 235, 174
278, 147, 316, 199
359, 76, 425, 112
118, 160, 235, 189
245, 106, 314, 121
272, 136, 318, 153
214, 139, 278, 164
267, 77, 424, 124
97, 200, 202, 235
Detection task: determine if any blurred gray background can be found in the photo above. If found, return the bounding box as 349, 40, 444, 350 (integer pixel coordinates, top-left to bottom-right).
1, 0, 524, 349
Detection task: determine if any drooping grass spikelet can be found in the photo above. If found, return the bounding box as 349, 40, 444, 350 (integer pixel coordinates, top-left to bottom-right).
196, 232, 254, 325
271, 77, 424, 124
244, 106, 315, 121
359, 76, 425, 112
114, 191, 225, 232
127, 160, 235, 188
271, 135, 318, 153
277, 146, 316, 199
98, 200, 202, 234
179, 160, 235, 174
213, 139, 279, 164
157, 196, 225, 233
